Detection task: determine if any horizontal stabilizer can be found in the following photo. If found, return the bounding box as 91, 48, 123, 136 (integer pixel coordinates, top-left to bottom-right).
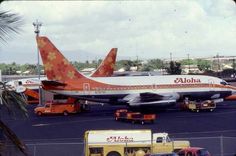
41, 80, 66, 87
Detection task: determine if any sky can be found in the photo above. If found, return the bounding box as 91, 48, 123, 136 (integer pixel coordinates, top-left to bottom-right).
0, 0, 236, 64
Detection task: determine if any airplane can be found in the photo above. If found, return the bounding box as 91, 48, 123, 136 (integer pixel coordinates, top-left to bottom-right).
36, 36, 236, 107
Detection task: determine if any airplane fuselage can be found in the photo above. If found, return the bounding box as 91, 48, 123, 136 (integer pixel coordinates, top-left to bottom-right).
42, 75, 235, 105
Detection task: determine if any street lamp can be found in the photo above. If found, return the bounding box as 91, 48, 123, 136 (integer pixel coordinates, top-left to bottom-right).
33, 20, 42, 105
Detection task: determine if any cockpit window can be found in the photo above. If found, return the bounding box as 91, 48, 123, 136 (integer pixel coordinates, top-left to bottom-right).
220, 81, 228, 85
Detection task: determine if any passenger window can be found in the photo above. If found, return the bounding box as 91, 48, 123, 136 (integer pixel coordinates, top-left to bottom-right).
156, 137, 163, 143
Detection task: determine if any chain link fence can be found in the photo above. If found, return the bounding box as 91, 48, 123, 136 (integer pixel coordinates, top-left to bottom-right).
1, 136, 236, 156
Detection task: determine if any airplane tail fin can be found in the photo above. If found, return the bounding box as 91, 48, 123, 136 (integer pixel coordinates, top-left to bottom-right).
36, 36, 86, 82
91, 48, 117, 77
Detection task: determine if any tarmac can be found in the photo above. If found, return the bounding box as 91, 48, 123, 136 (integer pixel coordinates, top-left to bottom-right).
1, 101, 236, 155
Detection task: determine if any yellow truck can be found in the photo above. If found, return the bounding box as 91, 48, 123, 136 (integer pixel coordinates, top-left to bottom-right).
84, 130, 190, 156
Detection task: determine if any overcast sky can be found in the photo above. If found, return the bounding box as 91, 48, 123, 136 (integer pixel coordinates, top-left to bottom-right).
0, 0, 236, 64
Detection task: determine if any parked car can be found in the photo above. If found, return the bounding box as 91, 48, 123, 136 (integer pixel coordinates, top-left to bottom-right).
145, 153, 178, 156
178, 147, 211, 156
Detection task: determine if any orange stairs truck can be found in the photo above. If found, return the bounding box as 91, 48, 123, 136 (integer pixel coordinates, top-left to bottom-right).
34, 97, 81, 116
84, 129, 190, 156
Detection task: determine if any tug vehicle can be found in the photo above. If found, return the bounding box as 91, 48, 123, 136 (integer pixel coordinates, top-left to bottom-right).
180, 99, 216, 112
114, 109, 156, 124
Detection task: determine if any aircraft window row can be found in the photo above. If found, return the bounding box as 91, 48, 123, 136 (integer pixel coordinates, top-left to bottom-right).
92, 84, 210, 91
93, 87, 151, 90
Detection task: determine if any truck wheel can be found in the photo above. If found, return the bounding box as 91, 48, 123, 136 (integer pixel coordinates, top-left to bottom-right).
136, 150, 145, 156
106, 151, 121, 156
37, 111, 42, 116
63, 111, 68, 116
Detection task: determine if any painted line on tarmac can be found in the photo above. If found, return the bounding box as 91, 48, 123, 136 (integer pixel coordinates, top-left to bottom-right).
33, 123, 50, 127
32, 117, 112, 127
23, 137, 83, 142
173, 110, 236, 118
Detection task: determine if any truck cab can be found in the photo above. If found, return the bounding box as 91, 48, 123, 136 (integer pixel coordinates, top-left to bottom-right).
152, 133, 190, 153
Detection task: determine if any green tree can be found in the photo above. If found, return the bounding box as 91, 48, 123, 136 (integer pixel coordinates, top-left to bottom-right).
167, 61, 182, 75
180, 59, 196, 65
196, 59, 211, 71
141, 59, 164, 71
116, 60, 133, 71
0, 2, 28, 155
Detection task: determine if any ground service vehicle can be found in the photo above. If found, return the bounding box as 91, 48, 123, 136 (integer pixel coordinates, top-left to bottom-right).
145, 153, 178, 156
115, 109, 156, 124
84, 130, 190, 156
178, 147, 211, 156
34, 98, 80, 116
180, 99, 216, 112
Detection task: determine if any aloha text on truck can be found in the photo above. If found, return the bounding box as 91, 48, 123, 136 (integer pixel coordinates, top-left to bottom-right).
84, 129, 190, 156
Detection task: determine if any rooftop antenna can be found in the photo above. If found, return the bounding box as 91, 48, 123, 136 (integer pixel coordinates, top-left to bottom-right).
33, 19, 42, 105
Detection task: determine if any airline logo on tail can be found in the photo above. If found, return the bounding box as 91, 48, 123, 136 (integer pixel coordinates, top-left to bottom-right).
37, 37, 84, 82
91, 48, 117, 77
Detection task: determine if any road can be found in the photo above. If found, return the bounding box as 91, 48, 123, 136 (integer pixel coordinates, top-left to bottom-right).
1, 101, 236, 155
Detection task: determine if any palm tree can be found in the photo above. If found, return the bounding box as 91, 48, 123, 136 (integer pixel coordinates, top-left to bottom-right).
0, 3, 23, 43
0, 1, 28, 155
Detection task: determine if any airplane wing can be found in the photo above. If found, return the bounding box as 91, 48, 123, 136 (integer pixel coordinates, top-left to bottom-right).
123, 92, 180, 106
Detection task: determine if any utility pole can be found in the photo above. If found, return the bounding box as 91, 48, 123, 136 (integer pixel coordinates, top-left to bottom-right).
170, 52, 172, 62
33, 20, 42, 105
217, 53, 220, 77
233, 57, 235, 71
187, 53, 190, 73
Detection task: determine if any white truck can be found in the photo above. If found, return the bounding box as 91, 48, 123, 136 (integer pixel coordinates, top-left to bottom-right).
84, 129, 190, 156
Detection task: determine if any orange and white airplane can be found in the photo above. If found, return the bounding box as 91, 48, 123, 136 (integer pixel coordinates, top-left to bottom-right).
36, 36, 236, 107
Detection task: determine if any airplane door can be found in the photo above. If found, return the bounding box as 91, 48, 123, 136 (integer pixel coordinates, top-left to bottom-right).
152, 84, 157, 91
83, 83, 90, 94
208, 79, 215, 91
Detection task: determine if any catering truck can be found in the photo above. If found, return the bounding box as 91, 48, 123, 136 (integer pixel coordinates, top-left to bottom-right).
84, 130, 190, 156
